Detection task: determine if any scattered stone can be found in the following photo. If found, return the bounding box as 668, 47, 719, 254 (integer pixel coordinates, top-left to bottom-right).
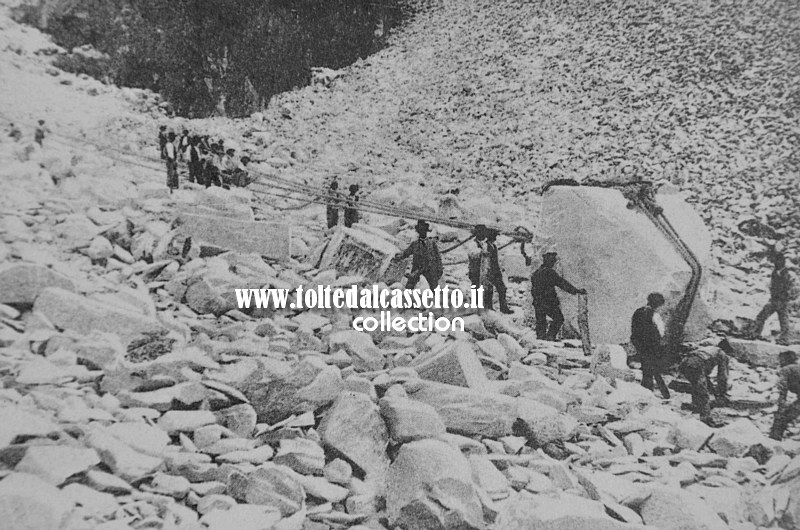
84, 426, 163, 481
106, 422, 170, 456
668, 417, 714, 451
273, 438, 325, 475
0, 263, 76, 307
14, 445, 100, 485
319, 392, 389, 488
0, 472, 75, 530
34, 288, 164, 345
709, 418, 769, 457
324, 458, 353, 485
200, 504, 282, 530
412, 340, 490, 390
726, 338, 794, 368
379, 396, 447, 443
214, 404, 257, 438
639, 486, 728, 530
227, 464, 305, 517
158, 410, 217, 434
0, 405, 60, 447
328, 330, 385, 371
386, 439, 485, 530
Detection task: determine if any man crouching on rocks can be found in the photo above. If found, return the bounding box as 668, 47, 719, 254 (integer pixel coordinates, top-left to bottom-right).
678, 339, 732, 426
771, 350, 800, 440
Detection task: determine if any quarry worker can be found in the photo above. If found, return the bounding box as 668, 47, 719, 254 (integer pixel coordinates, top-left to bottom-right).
678, 339, 732, 424
631, 293, 671, 399
531, 252, 586, 340
178, 129, 190, 162
164, 131, 179, 192
7, 123, 22, 142
770, 350, 800, 440
158, 125, 168, 159
220, 148, 238, 186
468, 225, 487, 288
187, 136, 202, 184
483, 228, 513, 314
750, 253, 796, 344
343, 184, 360, 228
34, 119, 50, 146
326, 180, 342, 228
397, 220, 443, 290
233, 156, 252, 187
205, 145, 223, 188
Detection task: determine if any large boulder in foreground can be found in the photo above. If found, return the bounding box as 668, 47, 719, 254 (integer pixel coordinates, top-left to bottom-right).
538, 184, 711, 344
386, 439, 485, 530
0, 263, 76, 307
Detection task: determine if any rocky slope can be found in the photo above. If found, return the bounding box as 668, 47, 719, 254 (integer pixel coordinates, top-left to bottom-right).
1, 0, 800, 529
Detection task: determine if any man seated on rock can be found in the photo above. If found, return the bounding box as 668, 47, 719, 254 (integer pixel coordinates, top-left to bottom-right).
631, 293, 670, 399
232, 156, 252, 187
220, 148, 238, 186
678, 339, 732, 424
396, 220, 443, 290
531, 252, 586, 340
770, 350, 800, 440
750, 252, 796, 345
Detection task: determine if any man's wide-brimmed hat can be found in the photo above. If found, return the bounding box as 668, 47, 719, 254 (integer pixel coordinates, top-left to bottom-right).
416, 220, 431, 232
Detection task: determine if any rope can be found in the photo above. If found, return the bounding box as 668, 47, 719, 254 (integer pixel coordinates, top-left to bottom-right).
0, 114, 534, 242
440, 235, 474, 255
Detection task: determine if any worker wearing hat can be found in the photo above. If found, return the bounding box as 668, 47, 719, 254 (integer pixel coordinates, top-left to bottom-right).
771, 350, 800, 440
35, 119, 49, 146
531, 251, 585, 340
158, 125, 168, 159
344, 184, 361, 228
397, 220, 443, 290
484, 228, 513, 314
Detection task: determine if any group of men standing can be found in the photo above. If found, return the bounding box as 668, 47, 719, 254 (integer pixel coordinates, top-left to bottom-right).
325, 179, 361, 229
392, 217, 799, 437
158, 126, 252, 193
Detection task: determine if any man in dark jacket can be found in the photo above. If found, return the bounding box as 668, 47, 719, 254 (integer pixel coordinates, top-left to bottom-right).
468, 225, 487, 288
679, 339, 731, 423
751, 253, 795, 344
397, 220, 443, 289
484, 229, 513, 314
344, 184, 360, 228
326, 180, 342, 229
770, 350, 800, 440
164, 131, 178, 192
531, 252, 585, 340
158, 125, 168, 159
631, 292, 670, 399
